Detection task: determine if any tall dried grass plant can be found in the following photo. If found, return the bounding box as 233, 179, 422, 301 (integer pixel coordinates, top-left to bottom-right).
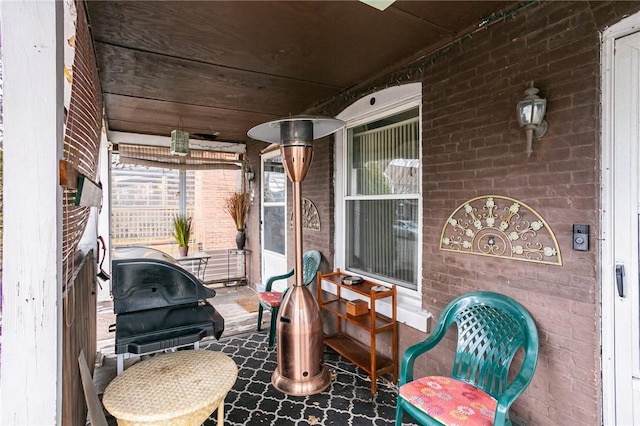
225, 191, 249, 231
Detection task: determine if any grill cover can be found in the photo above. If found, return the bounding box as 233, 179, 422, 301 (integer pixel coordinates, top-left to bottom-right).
112, 246, 216, 314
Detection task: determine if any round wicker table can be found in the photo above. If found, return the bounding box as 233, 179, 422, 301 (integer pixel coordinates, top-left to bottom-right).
103, 350, 238, 426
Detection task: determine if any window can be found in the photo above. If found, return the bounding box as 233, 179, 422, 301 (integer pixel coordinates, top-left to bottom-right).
336, 84, 422, 292
262, 155, 286, 255
111, 155, 242, 255
111, 162, 187, 247
344, 108, 420, 289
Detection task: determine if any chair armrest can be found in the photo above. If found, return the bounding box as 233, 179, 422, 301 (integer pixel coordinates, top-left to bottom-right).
398, 320, 451, 386
495, 335, 539, 423
494, 358, 538, 423
264, 268, 294, 291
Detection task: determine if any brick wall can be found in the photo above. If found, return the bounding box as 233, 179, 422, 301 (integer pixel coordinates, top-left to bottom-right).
194, 169, 240, 251
289, 137, 335, 275
410, 2, 638, 424
414, 3, 640, 424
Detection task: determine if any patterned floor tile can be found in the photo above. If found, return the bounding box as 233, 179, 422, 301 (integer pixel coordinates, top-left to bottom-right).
201, 332, 418, 425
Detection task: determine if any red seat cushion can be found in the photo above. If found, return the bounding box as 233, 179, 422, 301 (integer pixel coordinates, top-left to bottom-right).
399, 376, 497, 425
258, 291, 283, 308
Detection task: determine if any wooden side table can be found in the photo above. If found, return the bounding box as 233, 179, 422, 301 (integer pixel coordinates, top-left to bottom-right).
103, 350, 237, 425
318, 269, 398, 394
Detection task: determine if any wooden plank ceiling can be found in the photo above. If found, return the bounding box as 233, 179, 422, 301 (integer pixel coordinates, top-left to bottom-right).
86, 0, 515, 146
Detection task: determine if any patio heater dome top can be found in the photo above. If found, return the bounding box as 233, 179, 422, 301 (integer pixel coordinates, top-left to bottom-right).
247, 115, 345, 145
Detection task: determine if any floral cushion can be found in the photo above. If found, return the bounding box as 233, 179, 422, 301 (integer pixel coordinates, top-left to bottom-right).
258, 291, 283, 308
399, 376, 497, 425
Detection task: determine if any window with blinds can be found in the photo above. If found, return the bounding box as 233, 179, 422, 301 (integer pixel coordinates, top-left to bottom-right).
344, 107, 420, 289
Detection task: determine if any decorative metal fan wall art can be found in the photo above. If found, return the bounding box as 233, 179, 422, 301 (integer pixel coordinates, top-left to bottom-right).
439, 195, 562, 266
289, 198, 321, 231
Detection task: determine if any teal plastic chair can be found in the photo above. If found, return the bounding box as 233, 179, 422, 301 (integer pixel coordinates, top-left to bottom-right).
396, 292, 539, 426
257, 250, 321, 347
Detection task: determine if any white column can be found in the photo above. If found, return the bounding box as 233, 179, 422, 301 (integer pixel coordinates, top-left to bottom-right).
0, 1, 64, 424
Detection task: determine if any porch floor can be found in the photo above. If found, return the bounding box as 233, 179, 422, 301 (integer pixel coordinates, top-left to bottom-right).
94, 285, 414, 425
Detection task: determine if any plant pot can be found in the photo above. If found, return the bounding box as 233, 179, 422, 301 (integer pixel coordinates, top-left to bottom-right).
178, 245, 189, 257
235, 230, 246, 250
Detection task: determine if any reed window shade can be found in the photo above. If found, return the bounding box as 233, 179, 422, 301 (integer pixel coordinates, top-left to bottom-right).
62, 1, 103, 286
117, 144, 242, 171
343, 107, 420, 290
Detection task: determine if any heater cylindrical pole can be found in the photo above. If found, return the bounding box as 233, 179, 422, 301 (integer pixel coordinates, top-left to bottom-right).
281, 143, 312, 287
292, 180, 303, 287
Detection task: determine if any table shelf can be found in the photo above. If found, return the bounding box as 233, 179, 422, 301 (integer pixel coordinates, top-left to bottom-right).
321, 299, 395, 332
226, 249, 251, 287
318, 269, 397, 393
175, 251, 211, 281
324, 333, 394, 376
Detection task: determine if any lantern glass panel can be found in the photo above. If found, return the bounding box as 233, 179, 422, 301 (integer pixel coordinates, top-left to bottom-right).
171, 129, 189, 156
530, 98, 546, 125
517, 98, 546, 127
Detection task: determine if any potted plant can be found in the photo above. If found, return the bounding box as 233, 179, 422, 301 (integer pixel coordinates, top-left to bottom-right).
225, 191, 249, 249
173, 214, 192, 256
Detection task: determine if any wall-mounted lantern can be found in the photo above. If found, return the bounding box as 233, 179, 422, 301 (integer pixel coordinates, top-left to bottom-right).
516, 82, 548, 157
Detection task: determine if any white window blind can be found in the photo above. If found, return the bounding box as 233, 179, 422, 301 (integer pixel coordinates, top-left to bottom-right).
344, 107, 420, 289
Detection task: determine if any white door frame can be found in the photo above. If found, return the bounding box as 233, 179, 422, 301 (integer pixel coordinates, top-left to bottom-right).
601, 11, 640, 426
260, 149, 288, 290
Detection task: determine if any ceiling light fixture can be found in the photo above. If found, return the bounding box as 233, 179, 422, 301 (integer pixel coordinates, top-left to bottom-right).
516, 82, 548, 157
360, 0, 395, 11
170, 117, 189, 156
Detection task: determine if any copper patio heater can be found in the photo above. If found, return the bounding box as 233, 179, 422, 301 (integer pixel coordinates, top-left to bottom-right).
248, 115, 344, 395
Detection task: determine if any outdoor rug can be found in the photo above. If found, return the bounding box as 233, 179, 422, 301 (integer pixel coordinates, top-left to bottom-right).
201, 332, 417, 425
234, 296, 260, 313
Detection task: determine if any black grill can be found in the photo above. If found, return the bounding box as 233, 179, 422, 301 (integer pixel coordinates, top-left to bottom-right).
111, 246, 224, 373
